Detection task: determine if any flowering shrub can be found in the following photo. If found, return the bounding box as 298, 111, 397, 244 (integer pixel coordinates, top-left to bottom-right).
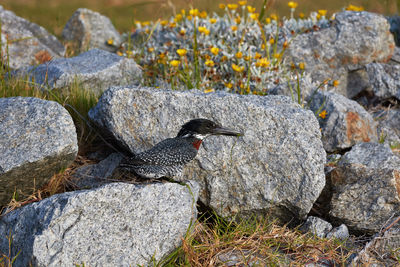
119, 2, 343, 94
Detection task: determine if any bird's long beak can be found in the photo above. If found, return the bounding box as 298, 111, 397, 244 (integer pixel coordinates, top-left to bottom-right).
212, 126, 243, 137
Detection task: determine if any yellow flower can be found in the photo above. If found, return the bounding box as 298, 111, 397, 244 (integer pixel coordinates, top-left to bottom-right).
244, 55, 251, 61
198, 26, 207, 33
181, 9, 186, 16
205, 60, 215, 67
254, 52, 262, 59
174, 14, 183, 22
187, 15, 192, 20
299, 62, 305, 70
169, 60, 180, 67
231, 25, 238, 31
169, 22, 176, 28
148, 47, 155, 52
283, 40, 288, 48
227, 4, 238, 10
176, 48, 187, 57
189, 8, 199, 16
219, 3, 226, 9
179, 28, 186, 35
319, 110, 327, 119
270, 13, 278, 21
346, 4, 364, 12
299, 12, 305, 19
265, 17, 271, 24
235, 16, 241, 24
200, 11, 208, 18
142, 21, 150, 26
221, 55, 228, 62
224, 82, 233, 88
107, 38, 114, 45
232, 63, 244, 72
209, 18, 217, 24
247, 5, 256, 13
235, 51, 243, 59
288, 1, 298, 9
318, 10, 327, 17
160, 20, 168, 26
256, 58, 270, 67
238, 1, 247, 6
204, 88, 215, 93
333, 80, 340, 87
269, 38, 275, 45
117, 51, 123, 56
250, 13, 258, 20
210, 47, 219, 55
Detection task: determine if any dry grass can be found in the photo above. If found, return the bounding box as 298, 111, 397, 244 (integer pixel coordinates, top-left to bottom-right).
161, 215, 354, 266
1, 0, 398, 35
1, 156, 97, 215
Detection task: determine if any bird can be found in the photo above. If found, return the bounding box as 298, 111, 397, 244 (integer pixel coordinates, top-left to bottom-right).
119, 118, 242, 179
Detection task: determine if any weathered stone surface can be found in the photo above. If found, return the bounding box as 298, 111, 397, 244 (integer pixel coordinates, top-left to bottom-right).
0, 5, 65, 69
329, 143, 400, 234
0, 181, 199, 266
0, 97, 77, 206
285, 11, 395, 98
352, 222, 400, 266
326, 224, 349, 240
13, 49, 142, 94
300, 216, 332, 238
89, 86, 326, 222
62, 8, 123, 52
348, 63, 400, 102
308, 91, 377, 152
373, 109, 400, 148
70, 153, 123, 189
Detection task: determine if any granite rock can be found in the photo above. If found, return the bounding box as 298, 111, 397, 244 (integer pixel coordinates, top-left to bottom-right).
0, 5, 65, 69
13, 49, 142, 94
0, 97, 77, 206
62, 8, 123, 52
89, 86, 326, 222
0, 181, 199, 266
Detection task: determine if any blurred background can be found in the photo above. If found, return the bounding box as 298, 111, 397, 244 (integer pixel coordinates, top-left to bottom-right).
2, 0, 399, 35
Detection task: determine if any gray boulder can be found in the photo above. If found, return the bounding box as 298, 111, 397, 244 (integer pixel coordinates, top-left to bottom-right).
373, 109, 400, 148
300, 216, 332, 238
308, 91, 377, 152
0, 97, 78, 206
285, 11, 395, 98
326, 224, 349, 240
13, 49, 142, 94
329, 142, 400, 234
62, 8, 123, 53
0, 181, 199, 266
70, 153, 124, 189
0, 5, 65, 69
349, 63, 400, 102
89, 86, 326, 222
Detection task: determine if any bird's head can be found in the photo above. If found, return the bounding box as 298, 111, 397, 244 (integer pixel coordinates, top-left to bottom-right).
177, 118, 243, 140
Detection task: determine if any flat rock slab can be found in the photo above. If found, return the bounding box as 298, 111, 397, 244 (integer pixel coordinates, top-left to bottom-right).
0, 5, 65, 69
308, 91, 377, 152
62, 8, 123, 52
13, 48, 142, 94
89, 86, 326, 222
0, 97, 77, 206
0, 181, 199, 266
285, 11, 394, 98
329, 142, 400, 234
